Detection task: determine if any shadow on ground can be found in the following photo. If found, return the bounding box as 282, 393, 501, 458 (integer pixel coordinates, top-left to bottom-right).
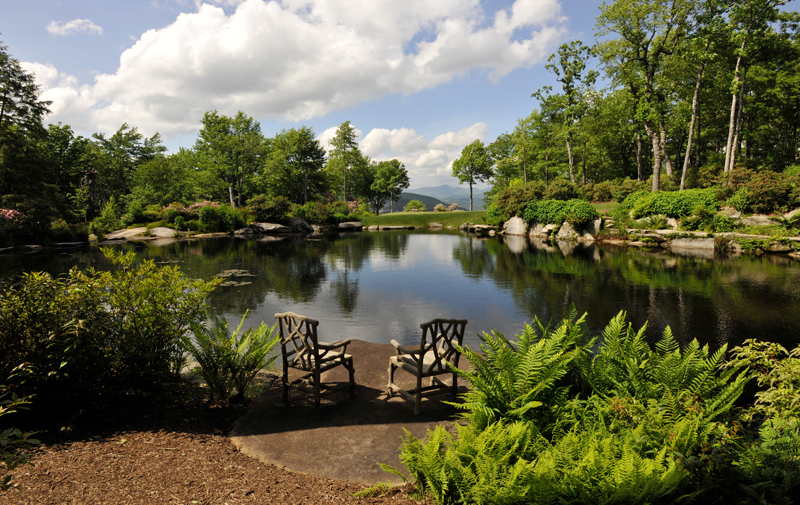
231, 340, 469, 485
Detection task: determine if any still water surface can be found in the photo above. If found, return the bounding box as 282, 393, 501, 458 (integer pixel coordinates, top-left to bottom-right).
2, 230, 799, 349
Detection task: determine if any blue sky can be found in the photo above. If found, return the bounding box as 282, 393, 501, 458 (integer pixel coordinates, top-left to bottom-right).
1, 0, 605, 187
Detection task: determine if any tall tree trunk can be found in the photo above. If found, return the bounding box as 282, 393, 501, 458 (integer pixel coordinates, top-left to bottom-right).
695, 102, 701, 169
469, 183, 473, 211
566, 140, 575, 183
636, 132, 644, 182
660, 124, 674, 176
730, 68, 749, 171
643, 120, 662, 192
228, 186, 236, 207
724, 36, 748, 173
303, 166, 308, 204
681, 60, 706, 191
581, 140, 587, 185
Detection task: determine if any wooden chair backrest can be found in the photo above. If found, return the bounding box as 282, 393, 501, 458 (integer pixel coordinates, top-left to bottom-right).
275, 311, 320, 371
418, 319, 468, 374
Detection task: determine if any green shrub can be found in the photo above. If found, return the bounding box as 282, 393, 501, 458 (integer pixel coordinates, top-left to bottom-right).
48, 219, 88, 242
142, 204, 163, 222
627, 189, 718, 219
0, 249, 218, 420
491, 182, 546, 219
543, 179, 583, 201
393, 311, 750, 505
120, 201, 145, 227
740, 170, 794, 214
524, 199, 599, 227
583, 181, 615, 202
88, 197, 121, 236
434, 204, 447, 212
404, 200, 427, 212
485, 203, 506, 226
200, 204, 246, 232
294, 202, 333, 224
610, 179, 649, 202
183, 312, 279, 403
246, 195, 294, 223
0, 366, 39, 491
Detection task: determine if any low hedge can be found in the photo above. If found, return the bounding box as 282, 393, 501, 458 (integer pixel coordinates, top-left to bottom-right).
622, 189, 718, 219
524, 199, 600, 227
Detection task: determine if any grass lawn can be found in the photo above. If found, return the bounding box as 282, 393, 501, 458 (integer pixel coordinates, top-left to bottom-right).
361, 210, 488, 228
592, 201, 620, 215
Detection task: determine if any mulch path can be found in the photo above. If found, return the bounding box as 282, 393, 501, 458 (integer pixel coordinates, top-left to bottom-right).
0, 381, 430, 505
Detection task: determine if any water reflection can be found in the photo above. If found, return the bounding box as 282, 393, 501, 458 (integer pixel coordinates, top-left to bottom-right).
1, 231, 799, 350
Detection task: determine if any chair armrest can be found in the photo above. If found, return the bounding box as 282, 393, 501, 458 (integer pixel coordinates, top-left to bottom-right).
390, 339, 422, 355
318, 339, 351, 351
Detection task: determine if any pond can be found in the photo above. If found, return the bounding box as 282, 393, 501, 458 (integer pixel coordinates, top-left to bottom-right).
2, 230, 800, 350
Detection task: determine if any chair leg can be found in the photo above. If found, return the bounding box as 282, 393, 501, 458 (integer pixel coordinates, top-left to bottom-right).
451, 372, 458, 400
415, 374, 422, 415
348, 358, 355, 396
387, 362, 395, 397
282, 366, 290, 405
314, 368, 321, 409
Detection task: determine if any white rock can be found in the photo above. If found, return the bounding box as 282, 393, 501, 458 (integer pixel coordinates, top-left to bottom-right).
148, 227, 176, 238
252, 222, 292, 234
338, 221, 363, 230
741, 215, 774, 226
503, 216, 528, 236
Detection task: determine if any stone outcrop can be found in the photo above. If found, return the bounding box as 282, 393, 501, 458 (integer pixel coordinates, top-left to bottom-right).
288, 217, 314, 234
503, 216, 528, 236
234, 227, 255, 237
783, 208, 800, 221
338, 221, 363, 231
251, 222, 292, 234
529, 223, 558, 238
741, 214, 773, 227
428, 222, 443, 230
719, 207, 742, 220
105, 227, 147, 240
666, 237, 715, 250
556, 221, 595, 243
148, 227, 177, 238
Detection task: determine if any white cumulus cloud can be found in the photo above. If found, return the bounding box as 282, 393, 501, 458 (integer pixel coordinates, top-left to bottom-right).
318, 122, 489, 187
27, 0, 566, 138
46, 19, 104, 36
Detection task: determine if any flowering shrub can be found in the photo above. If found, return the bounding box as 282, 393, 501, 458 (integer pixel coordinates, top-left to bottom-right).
184, 201, 219, 215
434, 204, 447, 212
0, 209, 25, 222
347, 198, 363, 214
447, 203, 460, 212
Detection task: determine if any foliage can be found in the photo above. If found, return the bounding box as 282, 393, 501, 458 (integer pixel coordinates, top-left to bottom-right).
404, 200, 427, 212
199, 204, 247, 232
0, 366, 39, 491
490, 182, 546, 221
524, 199, 599, 227
447, 203, 460, 212
433, 203, 447, 212
0, 249, 218, 419
452, 140, 492, 211
543, 178, 584, 201
394, 311, 753, 505
583, 180, 616, 202
246, 195, 293, 223
183, 312, 279, 403
728, 340, 800, 421
625, 189, 718, 219
293, 201, 333, 224
88, 196, 121, 236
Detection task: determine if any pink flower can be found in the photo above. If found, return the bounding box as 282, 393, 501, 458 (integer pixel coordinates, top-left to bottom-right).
0, 209, 25, 222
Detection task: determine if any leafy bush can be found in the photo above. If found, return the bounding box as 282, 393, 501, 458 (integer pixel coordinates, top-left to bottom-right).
183, 312, 279, 403
583, 180, 616, 202
433, 203, 447, 212
120, 201, 145, 226
246, 195, 294, 223
543, 179, 583, 201
626, 189, 718, 219
294, 201, 333, 224
610, 179, 649, 202
0, 249, 218, 420
739, 170, 794, 214
404, 200, 427, 212
524, 199, 599, 227
88, 197, 121, 236
143, 204, 164, 222
490, 182, 546, 220
0, 366, 39, 491
447, 203, 460, 212
48, 219, 88, 243
199, 204, 246, 232
392, 311, 751, 505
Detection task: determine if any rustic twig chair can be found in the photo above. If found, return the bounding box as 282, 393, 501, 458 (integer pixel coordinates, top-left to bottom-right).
275, 311, 355, 408
387, 318, 468, 414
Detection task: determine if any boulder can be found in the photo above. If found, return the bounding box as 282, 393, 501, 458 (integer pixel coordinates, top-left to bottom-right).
338, 221, 363, 231
105, 227, 147, 240
719, 206, 742, 220
252, 222, 292, 234
557, 221, 578, 240
666, 218, 679, 230
288, 217, 314, 234
783, 208, 800, 221
148, 227, 177, 238
379, 225, 408, 231
503, 216, 528, 237
457, 223, 469, 232
741, 214, 773, 227
472, 224, 496, 234
368, 225, 379, 231
583, 218, 603, 236
428, 222, 444, 230
765, 241, 792, 253
667, 237, 715, 250
234, 227, 255, 237
529, 223, 557, 238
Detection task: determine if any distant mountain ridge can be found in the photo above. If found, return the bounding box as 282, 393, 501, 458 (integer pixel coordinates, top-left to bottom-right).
407, 184, 487, 211
380, 192, 446, 213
